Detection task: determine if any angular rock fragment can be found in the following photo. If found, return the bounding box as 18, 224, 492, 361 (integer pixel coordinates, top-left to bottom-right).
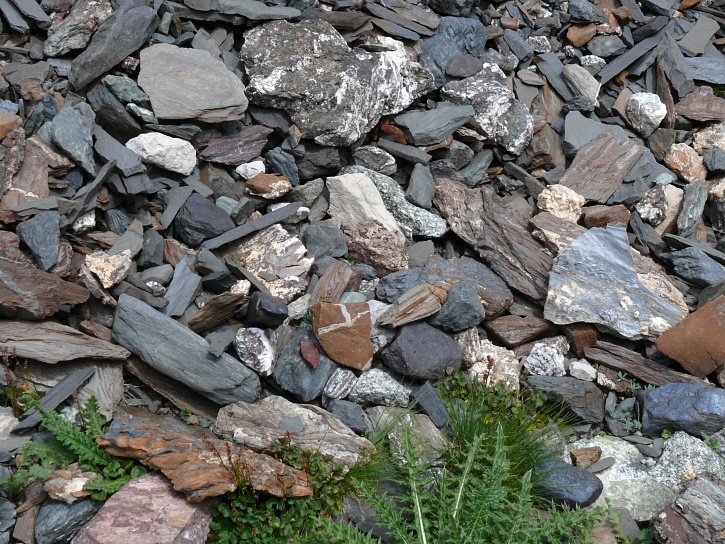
326, 173, 400, 236
393, 105, 475, 146
174, 193, 235, 248
626, 93, 666, 137
377, 283, 449, 328
664, 143, 707, 182
382, 322, 462, 380
85, 250, 132, 289
15, 210, 60, 271
537, 184, 585, 223
234, 327, 275, 377
126, 133, 196, 176
342, 221, 408, 277
312, 302, 374, 371
522, 376, 605, 423
44, 0, 113, 57
419, 17, 487, 88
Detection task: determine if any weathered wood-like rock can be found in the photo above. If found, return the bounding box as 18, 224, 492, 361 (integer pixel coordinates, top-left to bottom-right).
216, 396, 374, 472
112, 294, 260, 405
484, 315, 556, 347
198, 125, 272, 165
0, 321, 129, 364
97, 409, 312, 502
675, 87, 725, 122
434, 179, 552, 301
312, 302, 374, 371
377, 282, 450, 328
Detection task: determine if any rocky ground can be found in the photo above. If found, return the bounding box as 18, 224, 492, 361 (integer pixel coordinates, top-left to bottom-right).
0, 0, 725, 541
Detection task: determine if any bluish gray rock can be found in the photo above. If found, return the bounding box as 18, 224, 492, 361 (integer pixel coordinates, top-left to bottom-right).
113, 294, 260, 404
587, 35, 626, 57
137, 229, 164, 269
535, 458, 603, 508
428, 0, 474, 16
274, 324, 337, 402
35, 499, 102, 544
382, 322, 462, 380
640, 383, 725, 437
677, 180, 710, 238
49, 104, 96, 175
409, 381, 449, 429
15, 210, 60, 271
266, 147, 300, 187
671, 248, 725, 287
246, 292, 288, 329
428, 282, 485, 332
173, 193, 235, 248
405, 164, 435, 209
394, 105, 475, 146
522, 376, 605, 423
304, 220, 348, 258
704, 149, 725, 174
568, 0, 608, 23
327, 399, 367, 435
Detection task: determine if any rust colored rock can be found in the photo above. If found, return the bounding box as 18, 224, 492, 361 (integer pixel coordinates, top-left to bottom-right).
571, 446, 602, 469
655, 296, 725, 378
245, 173, 292, 199
72, 473, 211, 544
664, 143, 707, 183
0, 113, 21, 140
484, 315, 556, 347
97, 409, 313, 502
561, 323, 600, 357
567, 24, 597, 47
342, 221, 408, 277
380, 124, 407, 145
675, 87, 725, 122
300, 337, 320, 369
312, 302, 373, 371
500, 16, 519, 30
581, 204, 631, 228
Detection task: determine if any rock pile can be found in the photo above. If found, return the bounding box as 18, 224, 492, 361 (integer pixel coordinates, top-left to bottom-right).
0, 0, 725, 541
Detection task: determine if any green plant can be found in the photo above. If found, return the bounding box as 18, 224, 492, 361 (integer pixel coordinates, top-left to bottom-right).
2, 347, 43, 417
701, 432, 721, 453
628, 379, 641, 394
661, 429, 672, 439
0, 397, 146, 500
637, 527, 656, 544
302, 311, 313, 326
343, 253, 355, 265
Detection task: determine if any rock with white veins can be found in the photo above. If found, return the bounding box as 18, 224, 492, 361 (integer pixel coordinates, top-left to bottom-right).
455, 328, 521, 391
125, 133, 196, 176
323, 368, 358, 400
626, 93, 667, 137
234, 327, 275, 377
561, 64, 600, 104
544, 224, 685, 339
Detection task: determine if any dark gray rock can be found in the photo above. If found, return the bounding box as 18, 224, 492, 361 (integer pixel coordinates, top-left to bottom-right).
145, 124, 201, 141
678, 179, 710, 238
394, 105, 475, 147
113, 294, 260, 404
103, 74, 151, 108
49, 104, 96, 175
93, 126, 144, 177
445, 54, 483, 78
87, 84, 142, 144
15, 210, 60, 271
70, 6, 159, 90
109, 219, 144, 259
704, 149, 725, 174
428, 282, 485, 332
382, 322, 462, 380
375, 139, 431, 165
296, 143, 344, 181
245, 292, 288, 329
196, 248, 236, 294
639, 0, 677, 15
563, 111, 630, 158
419, 17, 487, 88
544, 224, 685, 340
409, 381, 449, 429
640, 383, 725, 437
34, 499, 102, 544
535, 458, 603, 508
522, 376, 605, 423
649, 128, 676, 162
1, 62, 51, 91
266, 147, 300, 187
217, 0, 300, 19
587, 36, 626, 57
137, 230, 164, 270
671, 248, 725, 287
173, 193, 235, 248
274, 324, 337, 402
427, 0, 473, 16
406, 241, 435, 269
327, 399, 367, 435
304, 220, 347, 258
405, 164, 435, 209
503, 29, 534, 62
375, 269, 424, 303
568, 0, 608, 23
659, 32, 695, 97
459, 149, 493, 187
684, 57, 725, 85
162, 261, 201, 317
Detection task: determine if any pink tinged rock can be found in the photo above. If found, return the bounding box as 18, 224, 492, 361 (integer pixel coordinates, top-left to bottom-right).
300, 337, 320, 369
71, 473, 212, 544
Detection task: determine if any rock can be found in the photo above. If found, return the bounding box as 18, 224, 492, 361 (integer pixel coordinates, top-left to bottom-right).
102, 74, 151, 108
312, 302, 374, 371
326, 400, 367, 435
382, 322, 462, 380
561, 64, 600, 104
87, 84, 142, 144
35, 499, 102, 544
304, 221, 347, 259
347, 368, 411, 407
274, 324, 337, 402
655, 296, 725, 378
535, 458, 603, 508
326, 173, 401, 236
693, 121, 725, 154
428, 0, 473, 16
544, 224, 685, 340
113, 294, 260, 404
440, 65, 533, 154
353, 146, 396, 176
70, 6, 158, 89
675, 87, 725, 122
323, 368, 357, 400
138, 44, 247, 123
405, 164, 435, 209
569, 359, 597, 381
241, 21, 433, 146
428, 282, 485, 332
634, 184, 667, 226
524, 342, 567, 377
648, 431, 725, 490
49, 104, 96, 175
663, 143, 707, 182
484, 315, 555, 347
704, 149, 725, 174
125, 133, 196, 176
393, 105, 475, 146
236, 160, 265, 180
174, 193, 235, 248
640, 383, 725, 437
522, 376, 605, 423
44, 0, 112, 57
626, 93, 666, 137
587, 35, 626, 57
232, 327, 273, 377
71, 474, 211, 544
678, 179, 711, 238
537, 184, 585, 222
85, 250, 132, 289
419, 17, 487, 88
409, 381, 449, 429
199, 126, 272, 166
377, 283, 449, 328
216, 396, 374, 472
434, 179, 551, 301
455, 329, 521, 391
684, 57, 725, 85
15, 210, 60, 271
670, 248, 725, 287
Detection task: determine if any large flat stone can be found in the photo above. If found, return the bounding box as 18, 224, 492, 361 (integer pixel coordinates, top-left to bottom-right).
640, 383, 725, 437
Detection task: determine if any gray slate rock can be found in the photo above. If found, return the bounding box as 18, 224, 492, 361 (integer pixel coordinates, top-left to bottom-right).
503, 29, 534, 62
678, 179, 710, 238
87, 83, 142, 143
304, 220, 347, 258
266, 147, 300, 187
217, 0, 300, 19
113, 294, 260, 404
327, 399, 367, 435
428, 282, 485, 332
382, 322, 462, 380
568, 0, 608, 23
522, 376, 605, 423
394, 105, 475, 146
587, 36, 626, 57
704, 149, 725, 174
405, 164, 435, 209
640, 383, 725, 437
70, 6, 159, 90
245, 292, 288, 329
684, 57, 725, 85
671, 248, 725, 287
15, 210, 60, 271
93, 126, 144, 176
409, 381, 449, 429
162, 261, 201, 317
535, 458, 603, 508
174, 193, 236, 248
563, 111, 630, 158
49, 104, 96, 175
544, 224, 685, 340
427, 0, 473, 16
274, 324, 337, 402
102, 74, 151, 108
35, 499, 102, 544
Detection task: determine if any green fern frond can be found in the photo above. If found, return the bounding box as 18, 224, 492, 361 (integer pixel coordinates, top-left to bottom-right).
83, 475, 131, 501
17, 438, 75, 469
81, 396, 107, 440
39, 408, 114, 471
306, 517, 381, 544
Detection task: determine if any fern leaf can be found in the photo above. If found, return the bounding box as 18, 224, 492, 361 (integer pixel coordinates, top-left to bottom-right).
39, 408, 114, 471
308, 517, 381, 544
83, 475, 131, 500
81, 396, 107, 440
17, 438, 74, 469
452, 433, 481, 520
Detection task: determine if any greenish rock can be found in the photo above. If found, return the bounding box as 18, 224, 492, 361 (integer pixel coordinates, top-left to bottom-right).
339, 292, 367, 303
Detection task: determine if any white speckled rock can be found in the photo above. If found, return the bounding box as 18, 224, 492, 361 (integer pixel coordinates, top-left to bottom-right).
347, 368, 411, 407
537, 185, 585, 223
234, 327, 275, 377
125, 132, 196, 175
455, 328, 521, 391
524, 342, 567, 377
626, 93, 667, 137
235, 160, 265, 180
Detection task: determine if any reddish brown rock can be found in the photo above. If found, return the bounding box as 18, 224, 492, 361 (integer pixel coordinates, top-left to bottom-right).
655, 296, 725, 378
567, 24, 597, 47
581, 204, 631, 228
484, 315, 556, 347
664, 143, 707, 183
72, 473, 211, 544
312, 302, 373, 371
300, 337, 320, 369
571, 446, 602, 469
342, 221, 408, 277
245, 173, 292, 199
675, 87, 725, 122
309, 260, 362, 306
0, 113, 21, 140
561, 323, 601, 357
